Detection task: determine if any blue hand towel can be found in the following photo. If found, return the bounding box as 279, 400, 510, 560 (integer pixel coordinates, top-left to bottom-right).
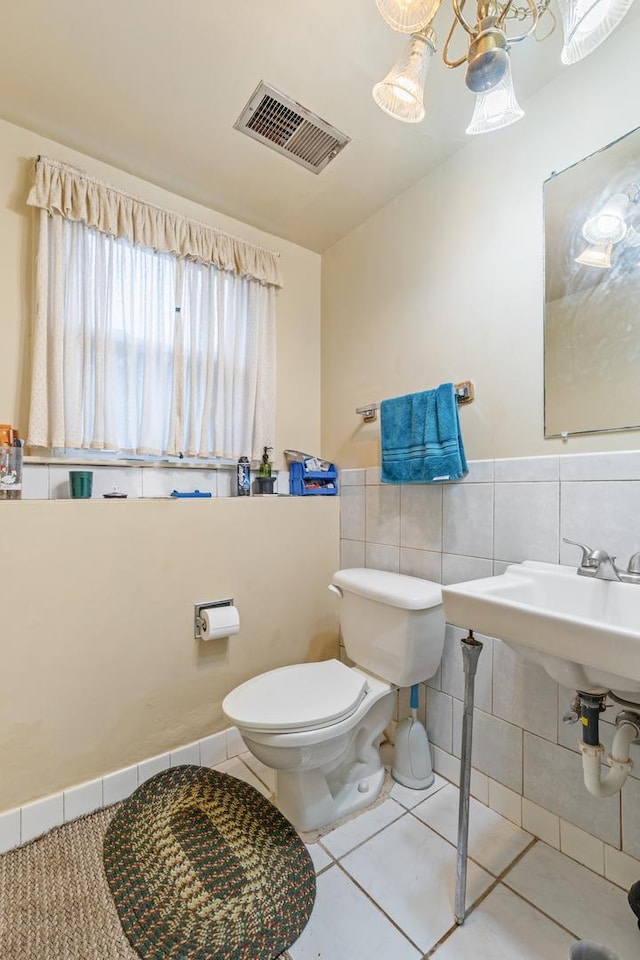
380, 383, 468, 484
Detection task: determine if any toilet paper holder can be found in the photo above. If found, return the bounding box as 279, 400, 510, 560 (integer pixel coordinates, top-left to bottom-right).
194, 598, 235, 640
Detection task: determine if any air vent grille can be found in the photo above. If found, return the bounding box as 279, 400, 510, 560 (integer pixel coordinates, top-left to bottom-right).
235, 82, 350, 174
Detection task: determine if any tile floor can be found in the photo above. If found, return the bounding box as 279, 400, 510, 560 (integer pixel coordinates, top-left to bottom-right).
216, 753, 640, 960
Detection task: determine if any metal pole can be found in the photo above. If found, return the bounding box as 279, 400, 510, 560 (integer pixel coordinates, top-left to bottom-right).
455, 631, 483, 925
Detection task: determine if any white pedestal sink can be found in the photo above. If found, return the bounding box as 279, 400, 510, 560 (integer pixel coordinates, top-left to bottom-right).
441, 561, 640, 701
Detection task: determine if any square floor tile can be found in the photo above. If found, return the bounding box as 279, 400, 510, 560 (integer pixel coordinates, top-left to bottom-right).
431, 884, 575, 960
306, 843, 332, 873
390, 772, 448, 809
320, 799, 405, 859
215, 757, 271, 798
341, 813, 493, 952
241, 752, 277, 792
504, 842, 639, 960
288, 865, 421, 960
412, 783, 533, 876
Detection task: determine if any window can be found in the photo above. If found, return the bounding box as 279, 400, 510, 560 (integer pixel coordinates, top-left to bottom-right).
27, 158, 280, 463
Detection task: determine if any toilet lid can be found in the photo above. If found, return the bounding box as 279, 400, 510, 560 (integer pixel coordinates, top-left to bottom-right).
222, 660, 369, 733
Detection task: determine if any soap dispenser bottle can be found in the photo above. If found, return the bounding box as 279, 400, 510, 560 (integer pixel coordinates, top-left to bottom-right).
257, 447, 275, 494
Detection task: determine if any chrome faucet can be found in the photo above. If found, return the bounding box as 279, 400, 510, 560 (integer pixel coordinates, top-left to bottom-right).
563, 538, 640, 584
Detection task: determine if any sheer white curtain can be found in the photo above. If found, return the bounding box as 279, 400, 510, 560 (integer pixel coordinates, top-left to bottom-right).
29, 211, 276, 461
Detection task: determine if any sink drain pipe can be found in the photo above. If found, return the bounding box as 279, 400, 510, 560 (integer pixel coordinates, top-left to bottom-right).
455, 631, 483, 925
577, 694, 639, 798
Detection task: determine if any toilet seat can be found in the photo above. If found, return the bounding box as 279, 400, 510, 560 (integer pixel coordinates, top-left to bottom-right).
222, 659, 369, 733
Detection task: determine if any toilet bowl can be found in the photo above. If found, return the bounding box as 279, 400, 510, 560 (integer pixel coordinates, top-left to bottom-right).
223, 659, 394, 831
222, 568, 445, 832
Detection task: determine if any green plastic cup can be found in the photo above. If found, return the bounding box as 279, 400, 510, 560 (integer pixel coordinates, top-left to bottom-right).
69, 470, 93, 499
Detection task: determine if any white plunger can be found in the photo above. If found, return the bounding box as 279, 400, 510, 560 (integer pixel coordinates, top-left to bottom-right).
391, 683, 434, 789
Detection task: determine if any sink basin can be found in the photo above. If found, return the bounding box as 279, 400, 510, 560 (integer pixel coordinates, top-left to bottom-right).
441, 561, 640, 699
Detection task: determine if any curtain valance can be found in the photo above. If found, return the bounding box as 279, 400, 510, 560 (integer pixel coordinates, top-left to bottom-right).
27, 156, 283, 288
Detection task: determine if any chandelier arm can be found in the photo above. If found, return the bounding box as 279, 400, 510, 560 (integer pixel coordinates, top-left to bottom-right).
495, 0, 515, 27
442, 14, 472, 67
452, 0, 477, 37
504, 0, 540, 42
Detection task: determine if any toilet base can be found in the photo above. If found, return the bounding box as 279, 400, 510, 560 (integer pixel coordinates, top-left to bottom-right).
275, 764, 387, 833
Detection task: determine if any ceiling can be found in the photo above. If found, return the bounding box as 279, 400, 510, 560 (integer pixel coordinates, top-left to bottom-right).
0, 0, 571, 251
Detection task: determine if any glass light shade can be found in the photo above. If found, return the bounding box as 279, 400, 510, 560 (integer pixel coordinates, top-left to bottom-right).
575, 241, 613, 267
373, 31, 436, 123
465, 60, 524, 135
375, 0, 441, 33
582, 192, 630, 244
557, 0, 635, 64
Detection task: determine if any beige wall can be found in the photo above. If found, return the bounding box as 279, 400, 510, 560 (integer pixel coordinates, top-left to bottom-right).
0, 116, 322, 466
0, 119, 336, 813
0, 497, 339, 810
321, 22, 640, 467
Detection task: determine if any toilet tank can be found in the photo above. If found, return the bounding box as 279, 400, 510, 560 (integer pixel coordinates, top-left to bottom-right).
331, 568, 445, 687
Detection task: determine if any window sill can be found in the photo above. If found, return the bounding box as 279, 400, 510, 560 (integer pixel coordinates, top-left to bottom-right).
24, 455, 235, 470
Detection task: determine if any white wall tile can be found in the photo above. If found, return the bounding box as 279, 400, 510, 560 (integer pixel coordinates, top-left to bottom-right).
453, 703, 523, 793
365, 542, 400, 572
523, 733, 620, 846
604, 844, 640, 891
21, 464, 49, 499
425, 688, 453, 753
399, 547, 442, 582
400, 484, 443, 551
621, 773, 640, 859
340, 538, 365, 568
340, 485, 365, 540
141, 468, 217, 499
492, 640, 558, 742
138, 752, 171, 783
560, 819, 605, 875
432, 745, 460, 785
489, 780, 522, 826
199, 732, 228, 768
366, 484, 400, 545
0, 807, 21, 853
88, 466, 143, 499
522, 798, 560, 849
560, 451, 640, 482
442, 554, 494, 584
462, 460, 495, 483
217, 470, 233, 497
63, 778, 103, 822
494, 482, 559, 563
443, 482, 494, 559
560, 480, 640, 567
365, 467, 380, 485
21, 793, 64, 844
340, 469, 366, 486
103, 764, 138, 806
170, 742, 201, 766
225, 726, 245, 758
495, 456, 559, 482
471, 768, 489, 805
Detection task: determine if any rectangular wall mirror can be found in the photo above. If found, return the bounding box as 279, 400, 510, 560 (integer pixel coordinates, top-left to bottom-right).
544, 126, 640, 438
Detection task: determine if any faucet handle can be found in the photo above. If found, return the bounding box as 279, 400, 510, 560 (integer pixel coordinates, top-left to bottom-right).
628, 551, 640, 574
563, 537, 596, 566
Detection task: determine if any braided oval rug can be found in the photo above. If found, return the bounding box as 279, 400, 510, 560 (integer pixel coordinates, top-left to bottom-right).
102, 765, 316, 960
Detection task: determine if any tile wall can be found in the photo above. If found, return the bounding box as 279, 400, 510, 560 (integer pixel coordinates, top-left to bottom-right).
339, 451, 640, 885
20, 463, 291, 499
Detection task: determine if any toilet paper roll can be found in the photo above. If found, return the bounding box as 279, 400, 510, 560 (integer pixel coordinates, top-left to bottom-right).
200, 605, 240, 641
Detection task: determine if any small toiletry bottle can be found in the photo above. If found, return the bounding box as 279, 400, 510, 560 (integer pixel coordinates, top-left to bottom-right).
237, 456, 251, 496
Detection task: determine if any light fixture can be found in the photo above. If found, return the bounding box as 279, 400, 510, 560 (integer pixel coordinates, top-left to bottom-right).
373, 27, 437, 122
556, 0, 635, 63
373, 0, 636, 135
581, 192, 630, 244
575, 241, 613, 267
465, 58, 524, 134
376, 0, 441, 32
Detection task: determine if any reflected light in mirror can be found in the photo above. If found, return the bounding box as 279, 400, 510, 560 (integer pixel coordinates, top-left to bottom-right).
582, 192, 630, 243
574, 241, 613, 267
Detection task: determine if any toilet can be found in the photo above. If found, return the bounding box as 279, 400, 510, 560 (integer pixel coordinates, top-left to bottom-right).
222, 568, 445, 832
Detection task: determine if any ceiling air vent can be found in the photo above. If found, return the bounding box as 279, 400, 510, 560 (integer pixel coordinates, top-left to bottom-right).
234, 82, 350, 174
